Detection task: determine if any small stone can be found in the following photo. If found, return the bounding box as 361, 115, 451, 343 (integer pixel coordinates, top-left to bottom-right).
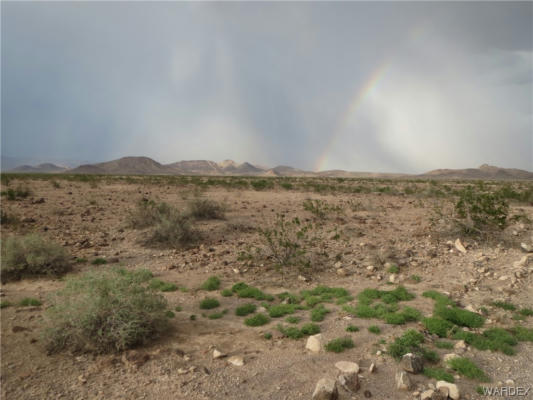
367, 265, 376, 272
400, 353, 423, 374
455, 239, 467, 254
368, 363, 376, 373
336, 268, 347, 276
436, 381, 459, 400
389, 274, 397, 283
298, 275, 308, 282
505, 379, 514, 385
306, 334, 323, 353
227, 356, 244, 366
443, 353, 459, 362
454, 340, 467, 351
78, 375, 87, 384
312, 378, 338, 400
520, 243, 532, 253
420, 390, 434, 400
334, 261, 342, 269
395, 371, 412, 390
364, 390, 372, 398
213, 349, 225, 359
376, 350, 382, 356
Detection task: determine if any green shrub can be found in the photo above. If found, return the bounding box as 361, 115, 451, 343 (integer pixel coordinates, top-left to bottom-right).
277, 324, 303, 339
455, 186, 508, 234
221, 289, 233, 297
300, 323, 320, 335
434, 303, 485, 328
235, 303, 257, 316
387, 265, 399, 274
325, 337, 355, 353
387, 329, 425, 360
200, 276, 221, 291
447, 357, 489, 381
127, 199, 173, 229
423, 367, 455, 383
207, 311, 225, 319
199, 298, 220, 310
149, 211, 198, 248
410, 275, 422, 283
511, 327, 533, 342
19, 297, 42, 306
368, 325, 381, 334
1, 234, 71, 282
43, 269, 169, 354
165, 310, 175, 318
491, 301, 516, 311
422, 291, 455, 306
188, 198, 225, 220
0, 300, 12, 308
91, 258, 107, 265
519, 308, 533, 317
269, 304, 297, 318
231, 282, 274, 301
435, 340, 454, 349
346, 325, 359, 332
285, 316, 300, 324
264, 332, 272, 339
244, 313, 270, 327
149, 279, 178, 292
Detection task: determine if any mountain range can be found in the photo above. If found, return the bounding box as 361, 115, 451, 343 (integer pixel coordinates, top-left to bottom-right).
4, 156, 533, 180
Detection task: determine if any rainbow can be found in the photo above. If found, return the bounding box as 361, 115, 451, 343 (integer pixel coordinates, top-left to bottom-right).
314, 23, 426, 172
314, 62, 389, 172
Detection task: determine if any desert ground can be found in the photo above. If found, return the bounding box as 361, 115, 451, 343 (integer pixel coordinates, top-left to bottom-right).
1, 175, 532, 400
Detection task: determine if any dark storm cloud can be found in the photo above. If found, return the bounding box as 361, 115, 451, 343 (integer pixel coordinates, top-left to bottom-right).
2, 1, 531, 172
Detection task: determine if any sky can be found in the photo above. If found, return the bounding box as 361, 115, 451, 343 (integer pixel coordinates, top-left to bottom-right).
1, 1, 532, 173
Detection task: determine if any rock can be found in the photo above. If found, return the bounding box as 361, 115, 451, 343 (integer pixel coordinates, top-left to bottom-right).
436, 381, 460, 400
363, 390, 372, 398
505, 379, 514, 385
395, 371, 412, 390
455, 239, 467, 254
421, 390, 434, 400
336, 268, 347, 277
298, 275, 308, 282
306, 334, 323, 353
312, 378, 338, 400
335, 361, 360, 392
368, 362, 376, 373
334, 261, 342, 269
400, 353, 423, 374
227, 356, 244, 366
213, 349, 225, 359
389, 274, 397, 283
443, 353, 459, 362
521, 243, 532, 253
454, 340, 467, 352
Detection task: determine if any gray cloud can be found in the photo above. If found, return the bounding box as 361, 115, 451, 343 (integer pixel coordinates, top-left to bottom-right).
2, 1, 532, 172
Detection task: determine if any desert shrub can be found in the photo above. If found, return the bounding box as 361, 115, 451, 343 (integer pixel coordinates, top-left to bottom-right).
264, 332, 273, 339
149, 211, 198, 248
434, 303, 485, 328
259, 214, 310, 271
423, 317, 454, 338
221, 289, 233, 297
447, 357, 489, 381
127, 199, 173, 228
310, 304, 330, 322
1, 234, 71, 282
325, 337, 355, 353
43, 269, 169, 354
149, 279, 178, 292
387, 329, 425, 359
199, 298, 220, 310
188, 198, 225, 220
455, 186, 508, 234
2, 185, 32, 201
346, 325, 359, 332
300, 323, 320, 335
250, 179, 274, 191
368, 325, 381, 334
285, 316, 300, 324
231, 282, 274, 301
0, 300, 12, 308
423, 367, 455, 383
91, 258, 107, 265
268, 304, 297, 318
200, 276, 221, 291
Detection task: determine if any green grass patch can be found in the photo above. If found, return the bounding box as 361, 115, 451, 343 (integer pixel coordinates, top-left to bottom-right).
423, 317, 454, 338
268, 304, 297, 318
235, 303, 257, 316
447, 357, 490, 381
410, 275, 422, 283
510, 326, 533, 342
91, 258, 107, 265
310, 304, 330, 322
434, 303, 485, 328
491, 301, 516, 311
346, 325, 359, 332
301, 323, 320, 335
0, 300, 12, 308
220, 289, 233, 297
435, 340, 454, 349
264, 332, 272, 339
19, 297, 42, 307
300, 286, 350, 306
165, 310, 175, 318
423, 367, 455, 383
207, 311, 226, 319
244, 313, 270, 327
387, 329, 425, 360
325, 337, 355, 353
149, 279, 178, 292
368, 325, 381, 334
200, 276, 221, 291
452, 328, 517, 355
387, 265, 399, 274
285, 316, 300, 324
231, 282, 274, 301
199, 298, 220, 310
519, 308, 533, 317
422, 290, 455, 306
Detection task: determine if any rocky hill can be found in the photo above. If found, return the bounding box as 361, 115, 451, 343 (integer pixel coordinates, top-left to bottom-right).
420, 164, 533, 180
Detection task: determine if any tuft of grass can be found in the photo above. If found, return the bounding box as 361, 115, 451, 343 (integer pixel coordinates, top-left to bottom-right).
200, 276, 221, 291
368, 325, 381, 334
435, 340, 454, 349
387, 329, 425, 360
346, 325, 359, 332
325, 337, 355, 353
387, 264, 399, 274
268, 304, 297, 318
43, 269, 169, 354
422, 290, 455, 306
221, 289, 233, 297
310, 304, 330, 322
149, 211, 199, 248
91, 258, 107, 265
277, 324, 303, 339
453, 328, 516, 355
199, 298, 220, 310
410, 275, 422, 283
519, 308, 533, 317
0, 300, 12, 309
149, 279, 178, 292
235, 303, 257, 316
244, 313, 270, 327
491, 301, 516, 311
175, 305, 182, 312
190, 314, 196, 321
207, 311, 226, 319
423, 367, 455, 383
300, 323, 320, 335
285, 316, 300, 324
510, 326, 533, 342
1, 234, 71, 282
264, 332, 272, 339
447, 357, 490, 381
232, 282, 274, 301
75, 258, 88, 264
434, 303, 485, 328
19, 297, 42, 307
423, 317, 454, 338
165, 310, 175, 318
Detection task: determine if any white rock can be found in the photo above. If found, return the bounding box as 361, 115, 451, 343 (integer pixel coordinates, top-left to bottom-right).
212, 349, 225, 359
454, 340, 467, 351
455, 239, 467, 254
335, 361, 360, 374
436, 381, 460, 400
395, 371, 412, 390
227, 356, 244, 366
368, 362, 376, 373
389, 274, 397, 283
312, 378, 338, 400
420, 390, 434, 400
443, 353, 459, 362
505, 379, 514, 385
306, 334, 323, 353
